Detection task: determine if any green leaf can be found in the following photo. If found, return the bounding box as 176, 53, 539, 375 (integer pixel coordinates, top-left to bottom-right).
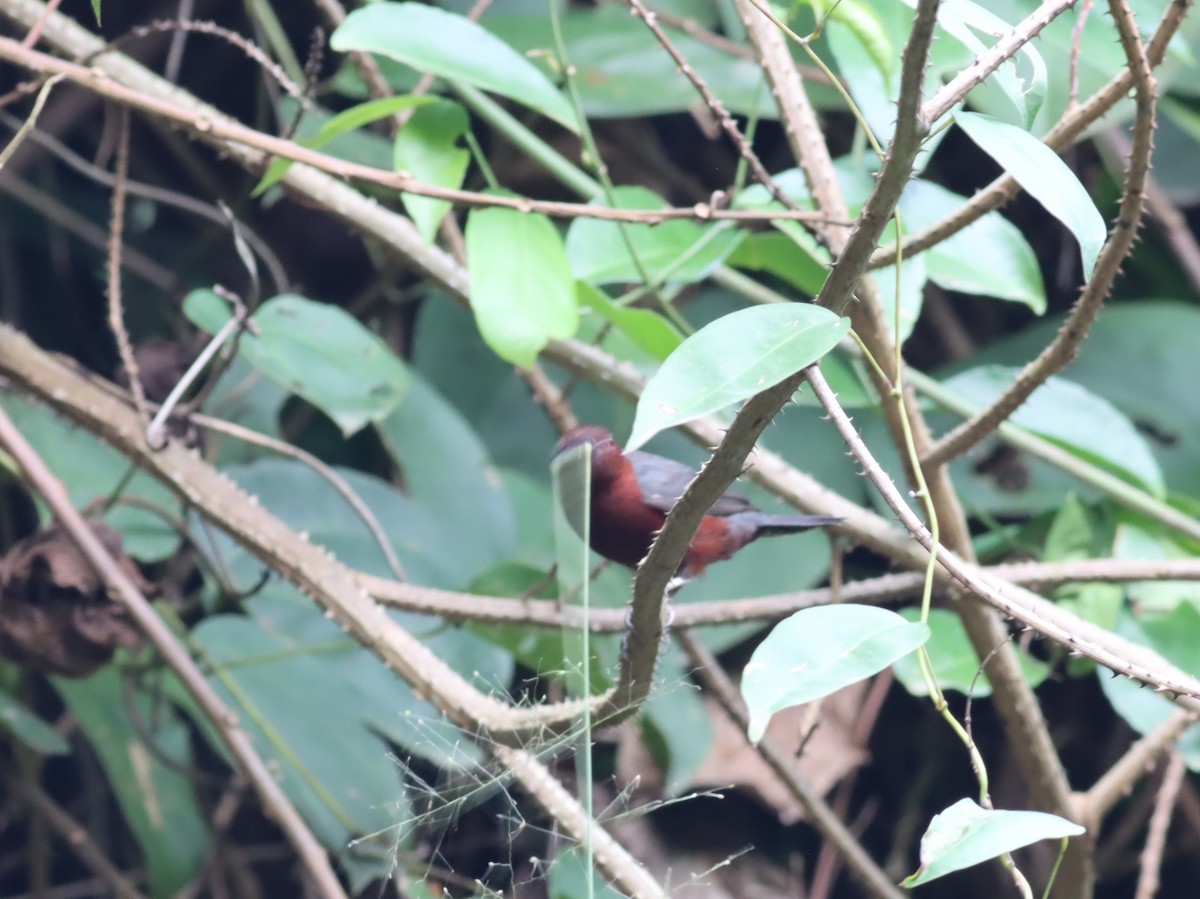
575, 281, 682, 361
1101, 606, 1200, 772
903, 798, 1084, 886
741, 605, 929, 743
55, 670, 208, 895
255, 94, 436, 194
566, 186, 742, 285
184, 291, 409, 436
901, 179, 1045, 313
0, 686, 69, 754
955, 112, 1105, 278
331, 2, 578, 132
394, 101, 471, 243
0, 394, 180, 560
727, 231, 829, 297
482, 7, 780, 119
465, 206, 579, 367
940, 366, 1165, 498
628, 303, 849, 450
892, 608, 1049, 697
90, 0, 101, 25
375, 372, 516, 577
931, 2, 1047, 127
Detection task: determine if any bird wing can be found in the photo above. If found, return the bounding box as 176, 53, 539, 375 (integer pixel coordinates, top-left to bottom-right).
628, 451, 754, 516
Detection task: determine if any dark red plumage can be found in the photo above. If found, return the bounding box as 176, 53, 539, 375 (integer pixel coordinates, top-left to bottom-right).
553, 426, 840, 580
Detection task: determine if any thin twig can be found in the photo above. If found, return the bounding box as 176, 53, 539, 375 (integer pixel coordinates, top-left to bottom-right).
5, 773, 148, 899
626, 0, 802, 211
105, 105, 150, 429
1134, 751, 1187, 899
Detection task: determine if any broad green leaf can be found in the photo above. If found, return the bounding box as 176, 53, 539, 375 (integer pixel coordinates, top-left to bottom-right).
956, 112, 1105, 278
0, 394, 180, 560
727, 231, 829, 297
184, 291, 408, 436
0, 686, 69, 754
1044, 495, 1121, 631
900, 179, 1045, 313
575, 281, 682, 361
376, 371, 516, 577
255, 94, 436, 194
394, 101, 471, 243
628, 303, 849, 450
222, 458, 465, 587
465, 206, 579, 367
892, 608, 1049, 697
190, 606, 411, 890
903, 798, 1084, 886
566, 186, 743, 286
55, 670, 208, 895
930, 2, 1047, 127
742, 605, 929, 742
940, 366, 1165, 498
1101, 606, 1200, 772
1114, 521, 1200, 614
331, 2, 578, 132
481, 7, 783, 119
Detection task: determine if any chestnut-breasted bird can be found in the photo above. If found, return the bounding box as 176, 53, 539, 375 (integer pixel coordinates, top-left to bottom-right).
553, 426, 841, 580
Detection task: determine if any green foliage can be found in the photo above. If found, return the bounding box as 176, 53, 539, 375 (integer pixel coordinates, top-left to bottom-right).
902, 799, 1083, 887
185, 291, 410, 436
628, 303, 850, 449
331, 2, 579, 132
742, 605, 929, 742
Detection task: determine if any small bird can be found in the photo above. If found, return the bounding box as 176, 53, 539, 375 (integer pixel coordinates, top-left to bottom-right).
553, 425, 841, 581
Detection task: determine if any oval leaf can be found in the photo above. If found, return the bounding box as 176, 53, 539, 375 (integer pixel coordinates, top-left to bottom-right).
903, 798, 1084, 887
628, 304, 849, 450
184, 291, 409, 436
331, 2, 578, 133
741, 605, 929, 743
465, 206, 579, 367
956, 112, 1105, 278
941, 366, 1165, 497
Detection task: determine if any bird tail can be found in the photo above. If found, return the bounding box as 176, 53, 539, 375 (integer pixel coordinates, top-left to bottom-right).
749, 514, 842, 536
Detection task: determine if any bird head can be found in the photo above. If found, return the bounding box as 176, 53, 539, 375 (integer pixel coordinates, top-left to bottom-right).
553, 426, 623, 476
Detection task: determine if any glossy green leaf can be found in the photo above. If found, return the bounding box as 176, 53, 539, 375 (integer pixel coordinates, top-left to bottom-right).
184, 290, 408, 436
0, 686, 69, 754
566, 186, 743, 286
892, 608, 1049, 697
255, 94, 436, 194
55, 670, 208, 895
901, 179, 1045, 312
628, 303, 849, 450
742, 605, 929, 742
0, 394, 180, 560
903, 798, 1084, 886
956, 112, 1104, 278
940, 366, 1164, 497
1114, 521, 1200, 615
331, 2, 578, 132
375, 371, 516, 577
575, 281, 682, 361
394, 101, 471, 243
1044, 495, 1121, 630
465, 206, 579, 367
931, 2, 1047, 127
